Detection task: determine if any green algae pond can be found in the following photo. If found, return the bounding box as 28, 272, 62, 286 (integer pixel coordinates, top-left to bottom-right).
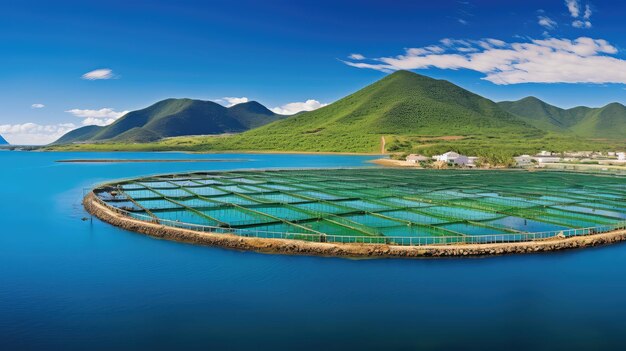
93, 169, 626, 245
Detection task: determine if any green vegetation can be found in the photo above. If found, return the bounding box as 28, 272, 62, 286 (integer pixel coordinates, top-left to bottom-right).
184, 70, 545, 153
49, 71, 626, 155
385, 133, 623, 156
498, 97, 626, 139
53, 99, 284, 144
54, 125, 103, 144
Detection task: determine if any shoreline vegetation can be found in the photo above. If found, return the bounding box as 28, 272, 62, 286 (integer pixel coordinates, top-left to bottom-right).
42, 134, 625, 166
84, 192, 626, 259
45, 148, 380, 156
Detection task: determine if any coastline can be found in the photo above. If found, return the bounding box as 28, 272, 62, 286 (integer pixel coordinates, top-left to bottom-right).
56, 158, 249, 163
84, 192, 626, 259
42, 147, 383, 156
369, 158, 419, 167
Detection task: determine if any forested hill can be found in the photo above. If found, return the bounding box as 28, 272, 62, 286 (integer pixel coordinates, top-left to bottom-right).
53, 99, 285, 144
194, 70, 545, 153
49, 71, 625, 155
498, 97, 626, 140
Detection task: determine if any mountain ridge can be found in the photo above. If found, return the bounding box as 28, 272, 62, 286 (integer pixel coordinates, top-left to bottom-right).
186, 70, 545, 152
497, 97, 626, 139
53, 99, 284, 144
50, 71, 626, 154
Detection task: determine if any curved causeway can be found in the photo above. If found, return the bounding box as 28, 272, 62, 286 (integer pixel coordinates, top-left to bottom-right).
85, 169, 626, 258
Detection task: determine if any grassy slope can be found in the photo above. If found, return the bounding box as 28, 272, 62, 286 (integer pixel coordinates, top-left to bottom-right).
571, 103, 626, 139
498, 97, 578, 132
499, 98, 626, 140
54, 125, 104, 144
46, 131, 625, 155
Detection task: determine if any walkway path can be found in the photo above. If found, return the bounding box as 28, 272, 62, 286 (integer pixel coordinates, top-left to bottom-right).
381, 136, 386, 154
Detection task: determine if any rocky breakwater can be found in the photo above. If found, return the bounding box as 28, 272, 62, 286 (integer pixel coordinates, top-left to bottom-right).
84, 192, 626, 258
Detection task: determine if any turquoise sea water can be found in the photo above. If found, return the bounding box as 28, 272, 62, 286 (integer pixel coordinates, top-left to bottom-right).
2, 151, 626, 350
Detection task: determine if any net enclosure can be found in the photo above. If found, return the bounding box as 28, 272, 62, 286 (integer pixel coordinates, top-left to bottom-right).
92, 169, 626, 246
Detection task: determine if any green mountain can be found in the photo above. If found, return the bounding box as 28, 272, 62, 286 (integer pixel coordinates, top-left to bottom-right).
570, 103, 626, 139
0, 134, 8, 145
497, 97, 581, 132
54, 125, 104, 144
194, 70, 544, 152
498, 98, 626, 139
49, 71, 625, 154
53, 99, 284, 144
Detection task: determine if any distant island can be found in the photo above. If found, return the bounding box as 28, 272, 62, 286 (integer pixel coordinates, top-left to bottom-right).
47, 71, 626, 160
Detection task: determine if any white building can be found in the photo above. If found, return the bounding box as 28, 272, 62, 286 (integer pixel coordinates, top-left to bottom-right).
433, 151, 469, 166
618, 152, 626, 161
405, 154, 428, 164
514, 155, 534, 167
565, 151, 593, 158
534, 156, 561, 164
538, 150, 552, 156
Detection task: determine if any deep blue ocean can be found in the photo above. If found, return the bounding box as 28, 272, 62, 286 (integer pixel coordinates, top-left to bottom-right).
2, 151, 626, 351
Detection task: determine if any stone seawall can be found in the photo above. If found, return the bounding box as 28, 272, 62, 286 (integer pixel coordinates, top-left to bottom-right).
84, 193, 626, 258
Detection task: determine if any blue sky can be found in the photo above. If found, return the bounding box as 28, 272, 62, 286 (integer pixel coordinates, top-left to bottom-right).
2, 0, 626, 144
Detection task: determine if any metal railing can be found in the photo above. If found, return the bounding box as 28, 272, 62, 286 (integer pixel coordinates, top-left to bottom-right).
90, 192, 626, 246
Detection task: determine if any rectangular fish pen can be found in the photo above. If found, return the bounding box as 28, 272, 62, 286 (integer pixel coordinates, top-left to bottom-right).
92, 169, 626, 245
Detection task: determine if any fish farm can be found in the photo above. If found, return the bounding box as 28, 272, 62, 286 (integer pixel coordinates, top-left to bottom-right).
88, 169, 626, 249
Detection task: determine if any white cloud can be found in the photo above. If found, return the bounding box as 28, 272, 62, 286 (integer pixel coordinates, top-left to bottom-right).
572, 20, 592, 28
440, 38, 477, 52
2, 107, 129, 145
0, 122, 77, 145
81, 68, 114, 80
566, 0, 592, 28
584, 4, 592, 19
566, 0, 580, 18
271, 100, 328, 115
407, 45, 446, 56
538, 16, 557, 29
216, 97, 249, 107
343, 37, 626, 85
349, 53, 365, 60
485, 39, 506, 47
31, 103, 45, 109
65, 108, 127, 119
80, 117, 117, 126
458, 19, 468, 25
65, 108, 129, 126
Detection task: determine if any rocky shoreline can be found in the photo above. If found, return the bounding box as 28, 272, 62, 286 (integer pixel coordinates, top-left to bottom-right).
84, 192, 626, 258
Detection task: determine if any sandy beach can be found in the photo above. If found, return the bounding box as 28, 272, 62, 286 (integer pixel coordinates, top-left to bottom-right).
369, 158, 420, 167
